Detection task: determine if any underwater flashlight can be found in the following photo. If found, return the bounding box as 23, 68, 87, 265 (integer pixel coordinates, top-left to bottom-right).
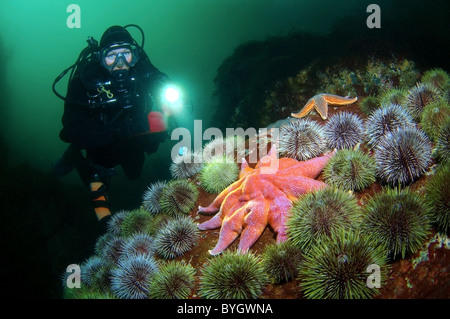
164, 86, 181, 103
162, 85, 183, 114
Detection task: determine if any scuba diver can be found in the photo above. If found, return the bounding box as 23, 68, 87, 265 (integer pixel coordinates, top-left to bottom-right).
53, 25, 178, 234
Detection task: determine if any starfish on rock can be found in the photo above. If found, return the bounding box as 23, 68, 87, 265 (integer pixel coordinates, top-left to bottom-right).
291, 93, 358, 120
197, 144, 335, 255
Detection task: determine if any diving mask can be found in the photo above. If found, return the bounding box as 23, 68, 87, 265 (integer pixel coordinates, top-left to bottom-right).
100, 43, 139, 72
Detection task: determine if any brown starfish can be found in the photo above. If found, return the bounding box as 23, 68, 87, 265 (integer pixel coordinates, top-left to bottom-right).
291, 93, 358, 120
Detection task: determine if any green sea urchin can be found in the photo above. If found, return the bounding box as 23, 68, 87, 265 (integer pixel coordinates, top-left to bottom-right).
434, 119, 450, 163
199, 155, 239, 193
324, 112, 365, 150
158, 179, 199, 217
261, 241, 303, 284
421, 68, 450, 92
379, 88, 407, 107
361, 187, 431, 259
148, 260, 196, 299
169, 150, 203, 179
279, 118, 327, 161
374, 126, 432, 185
199, 250, 269, 299
424, 163, 450, 235
120, 208, 154, 237
110, 254, 159, 299
323, 149, 376, 191
359, 95, 380, 115
298, 230, 388, 299
405, 82, 442, 121
154, 216, 199, 259
365, 103, 414, 148
142, 181, 168, 214
420, 99, 450, 142
286, 187, 362, 251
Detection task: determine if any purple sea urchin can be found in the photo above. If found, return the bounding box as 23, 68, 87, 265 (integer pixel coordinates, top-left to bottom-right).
98, 235, 125, 264
261, 241, 303, 284
361, 187, 431, 259
121, 232, 155, 258
324, 112, 365, 150
148, 260, 196, 299
80, 256, 103, 287
299, 230, 388, 299
142, 181, 168, 215
365, 103, 414, 148
199, 155, 239, 193
405, 82, 442, 121
279, 118, 326, 161
374, 126, 432, 185
286, 187, 362, 252
323, 149, 376, 191
199, 250, 269, 299
110, 254, 159, 299
158, 179, 199, 217
424, 163, 450, 235
154, 216, 199, 259
169, 150, 203, 179
106, 210, 130, 235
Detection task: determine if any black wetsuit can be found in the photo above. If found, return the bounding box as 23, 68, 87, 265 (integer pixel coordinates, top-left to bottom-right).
59, 56, 169, 184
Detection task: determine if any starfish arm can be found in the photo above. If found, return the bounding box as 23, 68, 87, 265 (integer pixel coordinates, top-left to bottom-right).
314, 95, 329, 120
198, 210, 224, 230
267, 193, 292, 243
271, 175, 328, 198
198, 176, 246, 214
238, 199, 269, 254
276, 150, 335, 179
291, 98, 315, 118
208, 205, 248, 255
198, 189, 243, 229
322, 94, 358, 105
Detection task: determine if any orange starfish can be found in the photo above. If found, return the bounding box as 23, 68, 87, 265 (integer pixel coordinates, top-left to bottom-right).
291, 93, 358, 120
197, 144, 335, 255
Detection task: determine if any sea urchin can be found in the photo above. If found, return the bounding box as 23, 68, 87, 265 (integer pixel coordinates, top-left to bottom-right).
298, 230, 388, 299
361, 187, 431, 259
324, 112, 365, 150
110, 254, 159, 299
323, 149, 376, 191
148, 260, 196, 299
158, 179, 199, 217
374, 126, 432, 185
286, 187, 362, 252
279, 118, 326, 161
199, 250, 269, 299
154, 216, 199, 259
